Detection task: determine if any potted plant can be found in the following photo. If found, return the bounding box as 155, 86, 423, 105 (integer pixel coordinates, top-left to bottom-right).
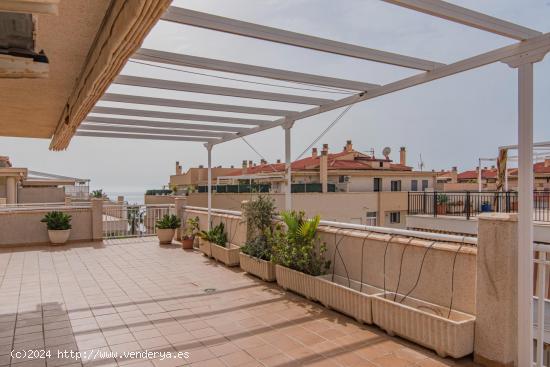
240, 196, 277, 281
271, 211, 330, 300
198, 222, 240, 266
41, 211, 72, 245
91, 189, 105, 199
155, 214, 180, 245
181, 216, 199, 249
436, 194, 448, 214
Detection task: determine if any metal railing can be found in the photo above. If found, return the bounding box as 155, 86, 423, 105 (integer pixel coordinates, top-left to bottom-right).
408, 191, 525, 220
102, 204, 174, 239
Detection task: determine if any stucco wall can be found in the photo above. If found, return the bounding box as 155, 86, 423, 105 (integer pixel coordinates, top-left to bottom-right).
318, 227, 476, 315
144, 195, 176, 205
184, 209, 247, 247
0, 207, 93, 246
17, 187, 65, 203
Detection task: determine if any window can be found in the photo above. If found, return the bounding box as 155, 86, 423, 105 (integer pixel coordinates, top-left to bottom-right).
390, 212, 401, 224
366, 212, 377, 226
422, 180, 429, 191
411, 180, 418, 191
391, 180, 401, 192
373, 178, 381, 192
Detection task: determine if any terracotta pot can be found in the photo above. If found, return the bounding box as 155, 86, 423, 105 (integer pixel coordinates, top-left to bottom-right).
240, 253, 276, 282
436, 204, 447, 215
181, 237, 194, 249
157, 228, 175, 244
48, 229, 70, 245
371, 292, 475, 358
211, 243, 240, 266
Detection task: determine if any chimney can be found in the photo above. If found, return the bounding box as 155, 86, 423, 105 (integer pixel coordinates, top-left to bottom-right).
248, 160, 253, 168
260, 159, 267, 165
175, 161, 182, 175
491, 165, 495, 170
320, 150, 328, 193
399, 147, 406, 166
312, 147, 318, 158
451, 166, 458, 183
276, 159, 281, 164
322, 143, 329, 152
242, 160, 247, 174
198, 164, 204, 169
345, 140, 353, 153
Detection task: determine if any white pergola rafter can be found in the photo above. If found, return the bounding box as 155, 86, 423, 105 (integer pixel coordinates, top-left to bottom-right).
100, 93, 299, 116
133, 48, 380, 91
90, 106, 271, 126
75, 131, 219, 143
160, 7, 444, 71
78, 124, 234, 139
68, 5, 550, 364
83, 116, 252, 133
114, 75, 334, 105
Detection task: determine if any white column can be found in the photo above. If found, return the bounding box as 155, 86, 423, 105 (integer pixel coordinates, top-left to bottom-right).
517, 62, 534, 367
284, 126, 292, 211
207, 145, 212, 230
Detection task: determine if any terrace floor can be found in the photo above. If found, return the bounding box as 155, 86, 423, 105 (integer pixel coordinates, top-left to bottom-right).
0, 239, 479, 367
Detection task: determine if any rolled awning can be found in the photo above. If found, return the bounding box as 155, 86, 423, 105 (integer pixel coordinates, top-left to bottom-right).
49, 0, 171, 151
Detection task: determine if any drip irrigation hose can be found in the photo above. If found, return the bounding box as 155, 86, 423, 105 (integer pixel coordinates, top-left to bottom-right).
392, 238, 414, 302
447, 241, 465, 319
359, 235, 368, 293
330, 228, 351, 288
382, 235, 396, 299
397, 241, 437, 304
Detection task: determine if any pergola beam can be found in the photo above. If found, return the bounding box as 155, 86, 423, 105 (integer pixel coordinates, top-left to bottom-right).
83, 116, 251, 133
79, 124, 233, 138
134, 48, 380, 91
212, 32, 550, 145
161, 6, 444, 71
114, 75, 333, 105
91, 106, 272, 126
383, 0, 541, 41
101, 93, 298, 117
75, 131, 217, 143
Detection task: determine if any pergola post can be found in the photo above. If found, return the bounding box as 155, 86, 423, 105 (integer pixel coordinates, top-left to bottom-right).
206, 144, 213, 230
283, 121, 293, 211
517, 62, 534, 367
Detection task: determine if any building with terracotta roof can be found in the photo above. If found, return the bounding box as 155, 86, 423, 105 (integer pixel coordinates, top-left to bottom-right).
218, 141, 437, 194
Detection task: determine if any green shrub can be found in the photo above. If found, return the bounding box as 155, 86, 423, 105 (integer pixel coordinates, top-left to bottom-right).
271, 210, 330, 276
155, 214, 181, 229
197, 222, 227, 247
240, 195, 276, 260
41, 211, 72, 230
91, 189, 104, 199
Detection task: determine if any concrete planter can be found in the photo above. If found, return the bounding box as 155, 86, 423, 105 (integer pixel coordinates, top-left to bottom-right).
47, 229, 70, 245
240, 253, 276, 281
211, 243, 240, 266
156, 228, 175, 244
198, 238, 212, 257
316, 274, 383, 324
275, 265, 319, 300
371, 292, 475, 358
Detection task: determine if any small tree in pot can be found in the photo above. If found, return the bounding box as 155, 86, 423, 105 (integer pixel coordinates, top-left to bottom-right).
181, 216, 199, 249
41, 211, 72, 245
155, 214, 181, 245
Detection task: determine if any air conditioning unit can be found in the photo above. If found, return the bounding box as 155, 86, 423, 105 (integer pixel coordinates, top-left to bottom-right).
343, 176, 351, 182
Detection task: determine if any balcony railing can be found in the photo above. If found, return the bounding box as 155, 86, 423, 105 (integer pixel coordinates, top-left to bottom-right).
408, 191, 550, 222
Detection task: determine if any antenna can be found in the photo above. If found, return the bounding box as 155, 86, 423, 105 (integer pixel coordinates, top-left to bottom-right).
382, 147, 391, 159
418, 153, 425, 171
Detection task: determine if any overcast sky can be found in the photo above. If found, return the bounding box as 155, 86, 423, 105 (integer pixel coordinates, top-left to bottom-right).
1, 0, 549, 194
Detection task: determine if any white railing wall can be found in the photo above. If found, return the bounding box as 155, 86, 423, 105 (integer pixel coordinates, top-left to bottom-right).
103, 203, 174, 238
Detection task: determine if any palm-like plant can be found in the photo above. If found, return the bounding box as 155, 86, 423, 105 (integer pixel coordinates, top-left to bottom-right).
197, 222, 227, 247
271, 210, 329, 276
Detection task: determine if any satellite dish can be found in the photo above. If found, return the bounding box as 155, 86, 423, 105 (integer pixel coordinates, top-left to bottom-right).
382, 147, 391, 158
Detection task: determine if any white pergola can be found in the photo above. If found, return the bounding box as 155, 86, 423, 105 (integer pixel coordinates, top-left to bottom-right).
65, 1, 550, 364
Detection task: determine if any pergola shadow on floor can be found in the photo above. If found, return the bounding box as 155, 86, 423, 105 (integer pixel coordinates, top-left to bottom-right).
0, 238, 477, 367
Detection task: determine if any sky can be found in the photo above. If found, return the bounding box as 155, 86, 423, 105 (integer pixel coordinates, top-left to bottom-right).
1, 0, 549, 196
